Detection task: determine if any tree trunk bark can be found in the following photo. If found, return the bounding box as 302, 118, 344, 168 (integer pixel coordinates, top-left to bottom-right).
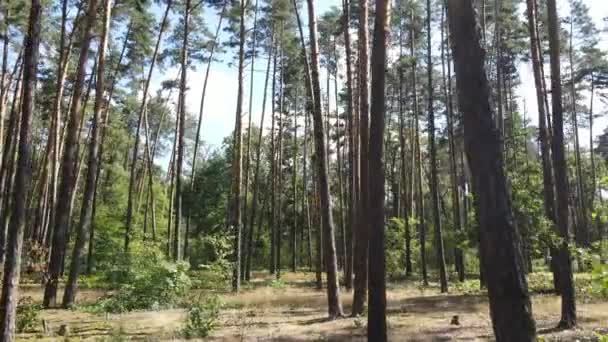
367, 0, 389, 338
44, 0, 99, 308
124, 0, 172, 253
547, 0, 577, 329
63, 0, 112, 308
410, 9, 428, 286
525, 0, 559, 291
352, 0, 370, 316
442, 2, 464, 281
306, 0, 343, 318
447, 1, 537, 340
246, 32, 274, 281
0, 0, 40, 337
230, 0, 246, 292
427, 0, 449, 293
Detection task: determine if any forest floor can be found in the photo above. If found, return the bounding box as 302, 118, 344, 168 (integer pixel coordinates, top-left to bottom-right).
16, 271, 608, 341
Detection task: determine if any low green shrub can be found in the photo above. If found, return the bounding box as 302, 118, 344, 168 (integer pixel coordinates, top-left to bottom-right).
182, 296, 222, 339
16, 297, 41, 333
93, 242, 191, 313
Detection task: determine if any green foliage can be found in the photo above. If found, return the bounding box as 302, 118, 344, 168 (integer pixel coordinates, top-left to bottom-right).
181, 296, 223, 339
386, 218, 407, 278
95, 242, 191, 313
188, 235, 232, 289
591, 262, 608, 297
270, 278, 287, 289
16, 297, 41, 333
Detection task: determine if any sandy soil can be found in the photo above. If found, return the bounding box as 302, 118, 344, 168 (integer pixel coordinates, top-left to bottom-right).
15, 272, 608, 341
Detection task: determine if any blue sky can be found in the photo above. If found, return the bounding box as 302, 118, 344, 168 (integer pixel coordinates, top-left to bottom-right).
149, 0, 608, 156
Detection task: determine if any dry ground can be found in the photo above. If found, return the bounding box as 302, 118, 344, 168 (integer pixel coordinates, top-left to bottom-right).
16, 272, 608, 341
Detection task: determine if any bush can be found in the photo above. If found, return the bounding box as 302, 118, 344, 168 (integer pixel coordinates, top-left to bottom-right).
182, 296, 222, 339
591, 262, 608, 298
16, 297, 41, 333
95, 242, 191, 313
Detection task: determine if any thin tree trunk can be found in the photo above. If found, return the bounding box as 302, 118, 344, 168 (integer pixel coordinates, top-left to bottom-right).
230, 0, 246, 292
0, 0, 40, 336
44, 0, 99, 308
427, 0, 448, 293
306, 0, 343, 318
342, 0, 354, 291
246, 37, 274, 280
568, 19, 587, 247
448, 1, 537, 340
125, 0, 173, 253
242, 0, 259, 279
352, 0, 370, 316
411, 9, 428, 286
0, 58, 22, 265
547, 0, 577, 328
63, 0, 112, 308
525, 0, 558, 291
442, 2, 464, 281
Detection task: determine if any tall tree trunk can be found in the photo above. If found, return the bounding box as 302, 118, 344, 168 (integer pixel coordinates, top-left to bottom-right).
276, 44, 285, 277
0, 0, 40, 337
173, 0, 191, 262
292, 87, 299, 273
246, 35, 274, 280
411, 9, 428, 286
63, 0, 112, 308
342, 0, 355, 291
230, 0, 246, 292
44, 0, 99, 308
367, 0, 389, 338
442, 2, 464, 281
269, 46, 278, 275
292, 0, 315, 273
547, 0, 577, 329
88, 24, 132, 273
352, 0, 370, 316
448, 1, 537, 340
569, 19, 587, 247
427, 0, 448, 293
242, 0, 259, 280
125, 0, 173, 253
306, 0, 343, 318
525, 0, 558, 291
0, 57, 22, 265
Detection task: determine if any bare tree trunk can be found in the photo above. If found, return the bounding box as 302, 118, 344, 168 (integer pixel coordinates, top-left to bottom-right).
342, 0, 355, 291
525, 0, 559, 291
63, 0, 112, 308
448, 1, 537, 340
568, 19, 588, 247
125, 0, 173, 253
427, 0, 448, 293
411, 9, 428, 286
367, 0, 389, 338
306, 0, 343, 318
246, 36, 274, 280
352, 0, 370, 316
547, 0, 577, 329
441, 2, 464, 281
87, 24, 132, 273
0, 0, 40, 336
269, 47, 278, 275
242, 0, 259, 280
173, 0, 191, 262
44, 0, 99, 308
0, 57, 22, 265
292, 86, 299, 273
230, 0, 246, 292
